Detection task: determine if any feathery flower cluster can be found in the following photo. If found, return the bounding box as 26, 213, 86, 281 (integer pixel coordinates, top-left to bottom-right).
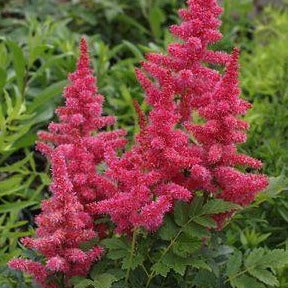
9, 38, 126, 287
90, 0, 268, 232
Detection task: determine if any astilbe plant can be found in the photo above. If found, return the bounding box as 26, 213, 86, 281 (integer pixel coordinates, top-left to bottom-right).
9, 0, 270, 287
89, 0, 268, 232
8, 38, 126, 287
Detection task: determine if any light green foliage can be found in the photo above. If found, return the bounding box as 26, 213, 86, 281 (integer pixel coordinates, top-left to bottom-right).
0, 152, 49, 286
0, 15, 73, 287
227, 248, 288, 287
241, 7, 288, 176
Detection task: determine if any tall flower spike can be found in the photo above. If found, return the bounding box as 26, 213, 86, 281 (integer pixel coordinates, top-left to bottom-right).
92, 0, 268, 233
9, 37, 126, 285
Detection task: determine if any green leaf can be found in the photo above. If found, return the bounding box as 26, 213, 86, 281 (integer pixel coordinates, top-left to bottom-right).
260, 249, 288, 268
92, 273, 117, 288
122, 253, 144, 270
4, 90, 13, 116
190, 259, 212, 271
193, 216, 217, 228
151, 262, 170, 277
74, 279, 95, 288
183, 222, 210, 239
278, 207, 288, 223
201, 199, 241, 215
174, 201, 189, 226
172, 235, 202, 257
162, 252, 187, 276
123, 41, 144, 60
244, 248, 265, 268
27, 80, 67, 112
226, 250, 242, 277
148, 6, 165, 39
248, 268, 279, 287
0, 175, 23, 191
159, 215, 179, 240
0, 200, 37, 213
101, 238, 129, 251
231, 275, 265, 288
7, 41, 26, 93
192, 270, 217, 288
0, 154, 33, 172
0, 67, 7, 94
107, 249, 128, 260
188, 196, 204, 216
243, 248, 288, 287
11, 130, 37, 151
102, 237, 129, 262
257, 175, 288, 203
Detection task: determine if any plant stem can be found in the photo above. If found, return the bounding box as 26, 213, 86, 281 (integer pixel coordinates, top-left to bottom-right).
225, 268, 249, 283
125, 228, 139, 285
145, 213, 204, 287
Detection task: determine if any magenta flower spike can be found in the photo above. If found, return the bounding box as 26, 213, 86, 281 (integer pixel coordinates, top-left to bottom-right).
9, 38, 126, 286
91, 0, 268, 233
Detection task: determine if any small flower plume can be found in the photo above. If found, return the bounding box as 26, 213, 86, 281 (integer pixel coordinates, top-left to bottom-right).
90, 0, 268, 233
9, 38, 126, 286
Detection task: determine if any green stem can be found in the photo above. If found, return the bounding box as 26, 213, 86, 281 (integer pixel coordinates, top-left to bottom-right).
225, 268, 249, 284
125, 228, 139, 284
146, 213, 203, 287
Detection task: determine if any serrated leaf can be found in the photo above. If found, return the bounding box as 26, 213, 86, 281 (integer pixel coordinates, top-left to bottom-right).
183, 222, 210, 239
192, 270, 217, 288
261, 249, 288, 268
106, 269, 125, 281
193, 216, 217, 228
101, 238, 129, 251
244, 248, 265, 268
201, 199, 241, 215
106, 249, 127, 260
70, 278, 95, 288
190, 259, 212, 271
174, 201, 189, 226
226, 250, 242, 277
162, 252, 187, 276
69, 276, 87, 287
231, 275, 265, 288
151, 262, 170, 277
93, 273, 117, 288
188, 196, 204, 216
159, 215, 179, 240
248, 268, 279, 286
172, 235, 202, 257
121, 253, 144, 270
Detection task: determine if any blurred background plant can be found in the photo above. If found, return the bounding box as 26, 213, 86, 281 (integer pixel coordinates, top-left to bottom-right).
0, 0, 287, 287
